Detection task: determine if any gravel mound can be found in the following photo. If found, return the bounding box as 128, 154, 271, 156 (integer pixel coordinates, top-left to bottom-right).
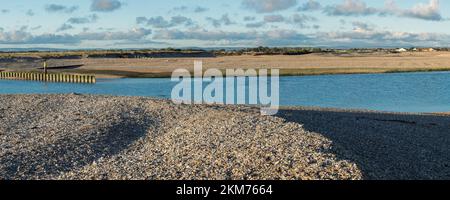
0, 94, 361, 180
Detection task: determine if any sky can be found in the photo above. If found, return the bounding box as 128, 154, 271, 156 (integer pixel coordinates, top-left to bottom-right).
1, 0, 450, 49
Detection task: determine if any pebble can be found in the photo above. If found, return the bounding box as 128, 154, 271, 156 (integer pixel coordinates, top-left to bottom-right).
0, 94, 362, 180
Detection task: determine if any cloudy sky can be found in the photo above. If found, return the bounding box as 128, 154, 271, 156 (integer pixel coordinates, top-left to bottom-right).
1, 0, 450, 49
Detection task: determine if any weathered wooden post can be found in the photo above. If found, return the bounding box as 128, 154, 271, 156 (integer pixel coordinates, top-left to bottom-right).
44, 61, 47, 73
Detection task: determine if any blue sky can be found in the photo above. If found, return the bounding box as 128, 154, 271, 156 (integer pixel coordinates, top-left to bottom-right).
0, 0, 450, 48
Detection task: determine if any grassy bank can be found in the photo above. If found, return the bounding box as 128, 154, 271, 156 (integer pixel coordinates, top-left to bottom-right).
4, 52, 450, 78
42, 67, 450, 78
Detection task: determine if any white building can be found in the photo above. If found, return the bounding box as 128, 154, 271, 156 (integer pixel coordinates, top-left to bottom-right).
396, 48, 407, 52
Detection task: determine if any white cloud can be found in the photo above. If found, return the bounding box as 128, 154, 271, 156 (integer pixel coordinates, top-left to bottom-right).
264, 15, 285, 23
56, 24, 74, 32
0, 28, 152, 45
298, 0, 322, 11
352, 21, 375, 31
246, 22, 266, 28
153, 29, 310, 46
291, 14, 317, 27
324, 0, 378, 16
206, 14, 235, 27
91, 0, 122, 12
324, 0, 444, 21
45, 4, 78, 13
317, 27, 450, 47
242, 0, 297, 13
67, 14, 99, 24
395, 0, 443, 21
136, 16, 194, 28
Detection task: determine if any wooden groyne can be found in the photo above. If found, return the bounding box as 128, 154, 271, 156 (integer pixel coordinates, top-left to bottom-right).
0, 72, 96, 84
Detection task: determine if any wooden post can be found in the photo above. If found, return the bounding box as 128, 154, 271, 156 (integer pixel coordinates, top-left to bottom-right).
43, 60, 48, 75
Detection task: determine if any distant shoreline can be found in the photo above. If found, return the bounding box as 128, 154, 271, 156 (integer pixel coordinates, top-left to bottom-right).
2, 52, 450, 78
42, 66, 450, 79
2, 67, 450, 79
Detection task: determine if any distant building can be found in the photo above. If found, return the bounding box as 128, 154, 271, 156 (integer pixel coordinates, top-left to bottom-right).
421, 48, 436, 52
396, 48, 407, 52
412, 48, 436, 52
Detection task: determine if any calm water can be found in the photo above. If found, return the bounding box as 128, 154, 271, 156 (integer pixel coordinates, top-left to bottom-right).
1, 71, 449, 112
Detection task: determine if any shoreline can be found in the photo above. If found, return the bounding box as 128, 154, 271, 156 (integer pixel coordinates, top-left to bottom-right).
0, 90, 447, 114
57, 67, 450, 79
1, 94, 449, 180
2, 67, 450, 79
3, 52, 450, 78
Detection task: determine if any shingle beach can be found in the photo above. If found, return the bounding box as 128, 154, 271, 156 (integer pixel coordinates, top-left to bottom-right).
1, 94, 449, 180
